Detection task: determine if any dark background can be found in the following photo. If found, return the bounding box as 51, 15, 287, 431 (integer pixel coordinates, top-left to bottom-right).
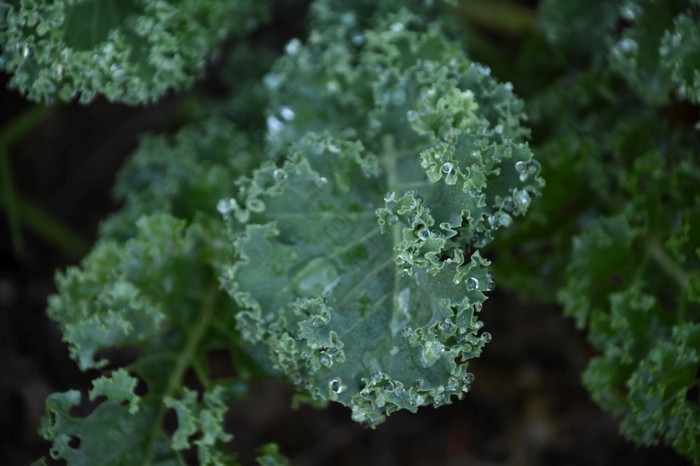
0, 1, 693, 465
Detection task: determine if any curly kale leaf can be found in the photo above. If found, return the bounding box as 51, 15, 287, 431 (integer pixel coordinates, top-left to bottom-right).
539, 0, 700, 106
219, 10, 543, 427
38, 112, 264, 462
100, 116, 259, 241
546, 83, 700, 462
41, 213, 246, 464
0, 0, 269, 103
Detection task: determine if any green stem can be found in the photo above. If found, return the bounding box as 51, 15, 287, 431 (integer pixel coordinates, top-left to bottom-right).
142, 286, 220, 463
0, 193, 90, 257
451, 0, 536, 36
0, 105, 53, 254
646, 237, 689, 322
646, 238, 689, 291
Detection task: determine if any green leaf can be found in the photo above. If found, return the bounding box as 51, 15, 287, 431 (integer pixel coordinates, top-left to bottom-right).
220, 10, 542, 427
0, 0, 269, 103
41, 214, 245, 464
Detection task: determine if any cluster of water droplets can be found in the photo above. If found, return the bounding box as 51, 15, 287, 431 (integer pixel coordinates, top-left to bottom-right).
216, 198, 238, 217
514, 160, 538, 182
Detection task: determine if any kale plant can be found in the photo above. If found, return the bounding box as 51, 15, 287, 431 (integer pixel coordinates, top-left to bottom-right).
1, 0, 698, 464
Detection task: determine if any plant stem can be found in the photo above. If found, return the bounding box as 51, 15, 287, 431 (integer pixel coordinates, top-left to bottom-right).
451, 0, 535, 36
646, 237, 689, 322
142, 286, 220, 463
0, 105, 53, 253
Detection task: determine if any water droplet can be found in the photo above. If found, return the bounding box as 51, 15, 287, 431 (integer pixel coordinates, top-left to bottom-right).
327, 141, 341, 153
329, 378, 343, 393
22, 45, 32, 59
263, 73, 282, 91
439, 320, 451, 332
273, 168, 287, 181
467, 277, 479, 290
292, 257, 339, 297
515, 160, 537, 181
326, 80, 340, 93
462, 384, 472, 393
387, 214, 399, 225
472, 150, 481, 157
340, 12, 356, 27
383, 381, 395, 391
516, 190, 531, 209
312, 316, 327, 328
280, 106, 295, 121
465, 372, 475, 384
217, 198, 237, 216
351, 33, 365, 47
319, 351, 333, 368
614, 37, 638, 56
316, 177, 329, 188
486, 271, 494, 280
486, 281, 495, 291
417, 228, 430, 241
267, 116, 283, 134
469, 189, 479, 197
285, 38, 302, 55
406, 109, 418, 123
441, 162, 454, 174
391, 22, 404, 32
481, 332, 492, 343
446, 378, 459, 391
488, 214, 498, 229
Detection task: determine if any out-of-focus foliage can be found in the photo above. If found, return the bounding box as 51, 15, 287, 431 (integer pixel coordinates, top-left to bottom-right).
0, 0, 269, 103
487, 0, 700, 462
539, 0, 700, 105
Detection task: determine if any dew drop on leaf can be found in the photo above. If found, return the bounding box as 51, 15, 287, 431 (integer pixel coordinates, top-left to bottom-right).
273, 168, 287, 181
329, 378, 343, 393
417, 228, 430, 240
266, 116, 283, 134
285, 38, 302, 55
406, 109, 418, 123
351, 33, 366, 47
279, 106, 295, 121
516, 190, 531, 209
319, 351, 333, 368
